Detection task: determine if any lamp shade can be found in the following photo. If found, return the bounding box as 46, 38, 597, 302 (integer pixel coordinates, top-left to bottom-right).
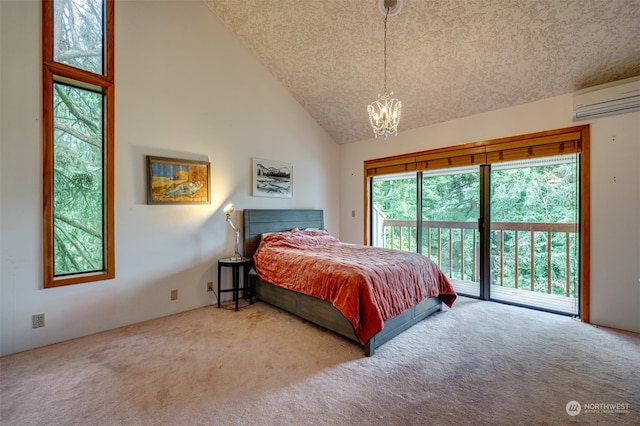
223, 203, 234, 215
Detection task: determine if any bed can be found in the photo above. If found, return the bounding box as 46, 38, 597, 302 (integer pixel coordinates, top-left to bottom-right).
243, 209, 456, 356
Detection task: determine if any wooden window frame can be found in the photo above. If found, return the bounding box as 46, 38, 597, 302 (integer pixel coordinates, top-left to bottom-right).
364, 125, 590, 322
42, 0, 115, 287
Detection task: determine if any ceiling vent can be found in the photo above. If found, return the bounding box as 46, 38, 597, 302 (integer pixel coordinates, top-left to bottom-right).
572, 76, 640, 121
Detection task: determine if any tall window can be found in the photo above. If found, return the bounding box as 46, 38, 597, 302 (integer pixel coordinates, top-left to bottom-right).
42, 0, 115, 287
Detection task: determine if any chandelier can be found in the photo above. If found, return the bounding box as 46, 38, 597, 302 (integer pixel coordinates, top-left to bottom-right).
367, 0, 403, 138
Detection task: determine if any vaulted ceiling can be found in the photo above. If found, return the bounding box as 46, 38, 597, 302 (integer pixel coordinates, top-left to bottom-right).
204, 0, 640, 144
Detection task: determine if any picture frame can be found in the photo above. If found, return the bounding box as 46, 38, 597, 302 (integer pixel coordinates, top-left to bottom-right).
252, 158, 293, 198
146, 156, 210, 205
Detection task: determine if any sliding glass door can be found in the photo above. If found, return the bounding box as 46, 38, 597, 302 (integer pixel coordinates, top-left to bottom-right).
370, 167, 481, 297
489, 155, 579, 315
368, 156, 581, 315
366, 126, 588, 317
422, 166, 481, 297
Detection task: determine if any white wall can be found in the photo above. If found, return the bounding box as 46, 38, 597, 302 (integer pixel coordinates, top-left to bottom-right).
340, 96, 640, 334
0, 0, 339, 356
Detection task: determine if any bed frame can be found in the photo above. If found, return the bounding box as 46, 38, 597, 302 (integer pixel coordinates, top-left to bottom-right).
243, 209, 444, 356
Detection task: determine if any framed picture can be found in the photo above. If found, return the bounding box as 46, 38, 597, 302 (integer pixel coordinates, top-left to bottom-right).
146, 156, 210, 204
252, 158, 292, 198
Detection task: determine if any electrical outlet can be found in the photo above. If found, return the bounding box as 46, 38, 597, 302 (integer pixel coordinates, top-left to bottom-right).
32, 313, 45, 328
207, 281, 214, 292
170, 289, 178, 301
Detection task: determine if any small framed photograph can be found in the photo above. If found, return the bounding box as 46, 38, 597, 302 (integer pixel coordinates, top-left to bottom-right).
147, 156, 210, 204
252, 158, 292, 198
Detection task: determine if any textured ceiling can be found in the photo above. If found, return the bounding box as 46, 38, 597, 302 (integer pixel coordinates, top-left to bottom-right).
204, 0, 640, 144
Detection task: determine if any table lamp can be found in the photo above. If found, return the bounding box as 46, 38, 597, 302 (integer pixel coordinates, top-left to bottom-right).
223, 203, 242, 260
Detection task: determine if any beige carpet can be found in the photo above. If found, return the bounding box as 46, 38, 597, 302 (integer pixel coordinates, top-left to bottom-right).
1, 297, 639, 425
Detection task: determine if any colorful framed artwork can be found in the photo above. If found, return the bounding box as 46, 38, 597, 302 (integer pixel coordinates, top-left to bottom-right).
252, 158, 292, 198
146, 156, 210, 204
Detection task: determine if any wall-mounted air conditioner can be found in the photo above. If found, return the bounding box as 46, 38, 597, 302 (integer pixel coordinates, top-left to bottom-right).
572, 75, 640, 121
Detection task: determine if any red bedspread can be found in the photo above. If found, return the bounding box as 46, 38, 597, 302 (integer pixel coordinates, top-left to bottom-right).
253, 229, 456, 344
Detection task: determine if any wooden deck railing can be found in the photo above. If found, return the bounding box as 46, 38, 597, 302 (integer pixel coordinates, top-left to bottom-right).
378, 219, 578, 297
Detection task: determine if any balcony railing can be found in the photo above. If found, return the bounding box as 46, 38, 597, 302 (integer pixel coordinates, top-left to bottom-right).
375, 218, 578, 298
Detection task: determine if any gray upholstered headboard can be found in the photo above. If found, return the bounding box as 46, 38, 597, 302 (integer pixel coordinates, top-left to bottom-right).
243, 209, 324, 258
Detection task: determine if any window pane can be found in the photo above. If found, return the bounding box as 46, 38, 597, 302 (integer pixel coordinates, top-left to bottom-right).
53, 83, 104, 275
422, 166, 481, 297
371, 173, 418, 252
53, 0, 104, 75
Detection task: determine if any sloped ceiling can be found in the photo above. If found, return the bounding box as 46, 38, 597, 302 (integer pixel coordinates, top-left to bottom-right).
204, 0, 640, 144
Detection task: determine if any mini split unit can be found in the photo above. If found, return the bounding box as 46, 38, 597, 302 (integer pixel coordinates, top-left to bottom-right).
572, 75, 640, 121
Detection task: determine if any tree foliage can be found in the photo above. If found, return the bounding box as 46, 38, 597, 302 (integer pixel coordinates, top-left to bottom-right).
54, 0, 103, 74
